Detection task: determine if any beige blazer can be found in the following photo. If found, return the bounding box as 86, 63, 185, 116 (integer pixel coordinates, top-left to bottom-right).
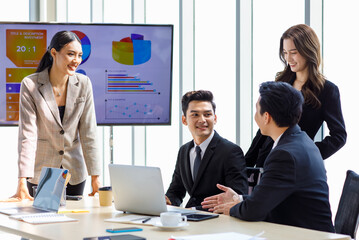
18, 68, 101, 185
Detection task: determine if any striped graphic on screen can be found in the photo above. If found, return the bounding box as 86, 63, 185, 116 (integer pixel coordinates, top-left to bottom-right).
106, 71, 155, 93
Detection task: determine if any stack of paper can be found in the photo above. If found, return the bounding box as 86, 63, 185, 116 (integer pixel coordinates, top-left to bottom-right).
170, 232, 266, 240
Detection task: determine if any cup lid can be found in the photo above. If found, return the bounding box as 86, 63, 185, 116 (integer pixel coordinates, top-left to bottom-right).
99, 186, 112, 191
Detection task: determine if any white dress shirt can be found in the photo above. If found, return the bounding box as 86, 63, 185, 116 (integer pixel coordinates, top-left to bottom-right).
272, 133, 284, 149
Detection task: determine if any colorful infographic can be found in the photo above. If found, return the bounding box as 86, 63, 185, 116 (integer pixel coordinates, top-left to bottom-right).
105, 99, 155, 119
0, 23, 173, 125
6, 68, 36, 121
112, 34, 151, 65
71, 30, 91, 65
6, 29, 47, 67
4, 30, 90, 122
106, 70, 155, 93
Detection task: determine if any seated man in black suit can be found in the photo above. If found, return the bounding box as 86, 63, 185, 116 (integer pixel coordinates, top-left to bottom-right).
201, 82, 335, 232
165, 90, 248, 209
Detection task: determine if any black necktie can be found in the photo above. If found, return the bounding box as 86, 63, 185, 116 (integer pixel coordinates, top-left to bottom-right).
193, 146, 202, 181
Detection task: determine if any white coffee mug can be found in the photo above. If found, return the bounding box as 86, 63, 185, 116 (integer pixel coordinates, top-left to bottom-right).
160, 212, 187, 227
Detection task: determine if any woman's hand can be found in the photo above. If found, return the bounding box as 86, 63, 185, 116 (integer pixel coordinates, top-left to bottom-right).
89, 175, 100, 196
10, 177, 33, 201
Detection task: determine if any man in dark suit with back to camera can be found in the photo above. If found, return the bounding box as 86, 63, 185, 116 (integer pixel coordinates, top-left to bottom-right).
165, 90, 248, 210
201, 82, 335, 232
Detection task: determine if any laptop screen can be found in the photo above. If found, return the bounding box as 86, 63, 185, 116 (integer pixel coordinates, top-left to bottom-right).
33, 167, 68, 212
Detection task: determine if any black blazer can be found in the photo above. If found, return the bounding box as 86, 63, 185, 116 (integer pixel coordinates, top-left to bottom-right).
231, 125, 335, 233
246, 80, 347, 167
166, 131, 248, 209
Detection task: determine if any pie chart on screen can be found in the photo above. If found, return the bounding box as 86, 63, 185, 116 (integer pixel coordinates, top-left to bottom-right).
71, 30, 91, 65
112, 33, 151, 65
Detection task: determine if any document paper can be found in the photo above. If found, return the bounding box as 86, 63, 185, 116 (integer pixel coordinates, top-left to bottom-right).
171, 232, 266, 240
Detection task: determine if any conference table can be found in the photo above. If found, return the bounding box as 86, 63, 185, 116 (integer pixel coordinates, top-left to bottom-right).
0, 196, 351, 240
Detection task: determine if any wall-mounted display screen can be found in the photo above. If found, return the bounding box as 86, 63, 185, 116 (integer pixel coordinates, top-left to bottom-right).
0, 22, 173, 125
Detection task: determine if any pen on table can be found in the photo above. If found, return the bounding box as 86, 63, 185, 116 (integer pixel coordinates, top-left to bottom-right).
130, 217, 149, 221
142, 217, 151, 223
58, 210, 90, 214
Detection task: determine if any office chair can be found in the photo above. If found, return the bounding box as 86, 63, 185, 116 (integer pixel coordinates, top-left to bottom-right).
334, 170, 359, 239
247, 167, 263, 195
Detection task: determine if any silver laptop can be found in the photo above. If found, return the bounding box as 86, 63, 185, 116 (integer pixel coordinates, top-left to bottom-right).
0, 167, 68, 216
109, 164, 198, 216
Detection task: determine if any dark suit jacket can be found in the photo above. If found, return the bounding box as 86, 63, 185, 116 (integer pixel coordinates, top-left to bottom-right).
246, 80, 346, 167
166, 131, 248, 209
231, 125, 335, 233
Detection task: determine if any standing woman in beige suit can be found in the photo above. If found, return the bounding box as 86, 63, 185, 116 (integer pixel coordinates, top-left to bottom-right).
12, 31, 101, 200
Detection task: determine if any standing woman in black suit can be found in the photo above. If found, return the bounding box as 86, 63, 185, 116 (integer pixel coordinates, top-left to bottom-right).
246, 24, 347, 167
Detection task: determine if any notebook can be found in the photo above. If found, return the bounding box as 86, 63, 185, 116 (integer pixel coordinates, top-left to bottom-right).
109, 164, 198, 216
9, 212, 77, 224
0, 167, 68, 216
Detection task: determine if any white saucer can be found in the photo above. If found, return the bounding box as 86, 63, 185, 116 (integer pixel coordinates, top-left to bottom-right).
154, 222, 189, 230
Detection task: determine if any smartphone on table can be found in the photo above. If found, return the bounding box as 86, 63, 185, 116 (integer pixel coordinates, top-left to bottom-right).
106, 227, 143, 233
185, 213, 219, 221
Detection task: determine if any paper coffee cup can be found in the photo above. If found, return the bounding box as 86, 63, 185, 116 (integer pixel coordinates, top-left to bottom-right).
99, 186, 112, 206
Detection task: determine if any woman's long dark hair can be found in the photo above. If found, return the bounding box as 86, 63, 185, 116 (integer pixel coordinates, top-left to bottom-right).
275, 24, 325, 109
36, 31, 81, 73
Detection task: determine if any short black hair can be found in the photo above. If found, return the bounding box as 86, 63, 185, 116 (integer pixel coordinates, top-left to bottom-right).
259, 81, 304, 127
181, 90, 216, 116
